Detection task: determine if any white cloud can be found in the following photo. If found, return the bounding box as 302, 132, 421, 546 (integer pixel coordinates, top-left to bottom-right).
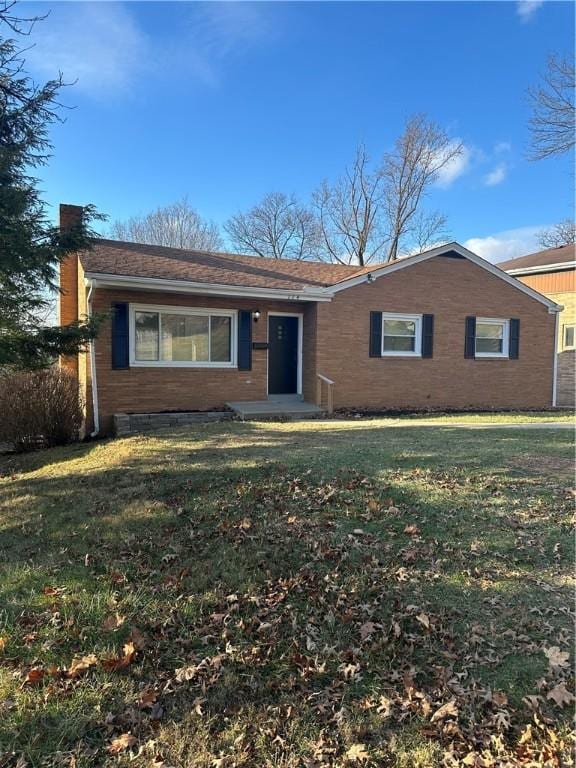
434, 142, 471, 188
494, 141, 512, 154
464, 225, 549, 263
516, 0, 544, 22
484, 164, 507, 187
27, 3, 149, 95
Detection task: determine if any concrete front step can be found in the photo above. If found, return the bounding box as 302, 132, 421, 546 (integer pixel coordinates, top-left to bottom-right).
226, 400, 325, 420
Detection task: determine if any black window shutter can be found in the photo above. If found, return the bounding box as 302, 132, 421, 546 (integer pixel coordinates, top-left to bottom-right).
509, 318, 520, 359
422, 314, 434, 358
369, 312, 382, 357
111, 302, 129, 369
237, 310, 252, 370
464, 316, 476, 359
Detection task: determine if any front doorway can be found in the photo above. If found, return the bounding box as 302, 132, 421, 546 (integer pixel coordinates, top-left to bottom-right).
268, 314, 301, 396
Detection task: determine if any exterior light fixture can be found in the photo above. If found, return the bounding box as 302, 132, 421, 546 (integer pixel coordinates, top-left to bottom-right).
253, 310, 261, 322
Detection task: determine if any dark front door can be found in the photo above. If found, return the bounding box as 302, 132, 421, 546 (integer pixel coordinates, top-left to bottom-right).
268, 315, 299, 395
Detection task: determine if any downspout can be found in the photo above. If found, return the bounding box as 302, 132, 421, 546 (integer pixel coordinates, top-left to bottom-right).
86, 279, 100, 437
551, 307, 560, 408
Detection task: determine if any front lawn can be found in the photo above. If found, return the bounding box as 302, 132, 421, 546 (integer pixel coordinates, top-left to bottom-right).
0, 420, 574, 767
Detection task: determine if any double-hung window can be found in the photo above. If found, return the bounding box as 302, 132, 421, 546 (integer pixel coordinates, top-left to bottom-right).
131, 305, 236, 367
475, 318, 509, 358
381, 313, 422, 357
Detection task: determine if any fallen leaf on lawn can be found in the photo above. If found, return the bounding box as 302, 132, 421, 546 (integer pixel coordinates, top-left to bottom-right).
492, 690, 508, 707
106, 733, 137, 754
376, 695, 392, 718
367, 499, 380, 513
345, 743, 369, 763
67, 654, 98, 679
543, 646, 569, 670
42, 586, 61, 596
129, 628, 146, 650
0, 635, 7, 652
102, 612, 125, 631
239, 517, 252, 530
138, 687, 157, 709
546, 682, 575, 707
102, 641, 136, 671
403, 524, 420, 535
22, 667, 46, 686
416, 612, 431, 630
359, 621, 378, 641
430, 699, 458, 722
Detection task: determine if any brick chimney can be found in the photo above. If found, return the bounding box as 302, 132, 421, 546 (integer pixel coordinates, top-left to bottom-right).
59, 203, 84, 327
59, 204, 84, 375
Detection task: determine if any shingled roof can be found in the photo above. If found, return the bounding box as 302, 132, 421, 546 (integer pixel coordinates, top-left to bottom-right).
81, 238, 377, 291
499, 243, 575, 273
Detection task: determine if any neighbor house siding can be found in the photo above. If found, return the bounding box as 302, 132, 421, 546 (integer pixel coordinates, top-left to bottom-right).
514, 270, 574, 406
90, 289, 315, 434
313, 255, 555, 410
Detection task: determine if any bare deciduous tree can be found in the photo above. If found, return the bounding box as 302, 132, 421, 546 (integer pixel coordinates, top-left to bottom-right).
224, 192, 319, 260
111, 197, 223, 251
313, 145, 388, 266
400, 210, 451, 256
528, 55, 575, 160
381, 114, 463, 261
537, 219, 576, 248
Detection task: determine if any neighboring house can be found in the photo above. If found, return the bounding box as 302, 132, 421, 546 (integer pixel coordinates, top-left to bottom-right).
59, 205, 562, 435
500, 244, 575, 407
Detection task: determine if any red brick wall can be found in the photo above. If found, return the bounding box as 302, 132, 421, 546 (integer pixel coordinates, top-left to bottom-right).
314, 255, 556, 410
91, 289, 312, 433
75, 253, 556, 434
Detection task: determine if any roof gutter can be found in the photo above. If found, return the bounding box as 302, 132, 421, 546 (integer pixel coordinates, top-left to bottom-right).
84, 272, 334, 302
86, 279, 100, 438
505, 261, 576, 276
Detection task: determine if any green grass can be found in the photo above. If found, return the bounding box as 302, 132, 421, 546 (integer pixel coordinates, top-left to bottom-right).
0, 420, 574, 767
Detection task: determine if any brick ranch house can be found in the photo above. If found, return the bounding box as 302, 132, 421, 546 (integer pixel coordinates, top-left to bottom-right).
58, 205, 562, 435
500, 243, 575, 407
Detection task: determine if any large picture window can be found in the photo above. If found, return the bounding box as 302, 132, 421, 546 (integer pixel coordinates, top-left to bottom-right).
475, 318, 509, 358
381, 313, 422, 357
131, 305, 236, 367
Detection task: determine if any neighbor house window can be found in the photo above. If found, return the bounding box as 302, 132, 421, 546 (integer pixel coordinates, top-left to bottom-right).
563, 324, 575, 350
381, 313, 422, 357
475, 318, 509, 358
131, 305, 236, 366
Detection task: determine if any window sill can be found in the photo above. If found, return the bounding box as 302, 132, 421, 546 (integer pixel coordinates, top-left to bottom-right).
130, 361, 237, 369
379, 353, 422, 358
474, 353, 509, 359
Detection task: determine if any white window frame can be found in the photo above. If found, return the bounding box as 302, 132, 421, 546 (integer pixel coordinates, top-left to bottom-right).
381, 312, 422, 357
129, 303, 237, 368
563, 323, 575, 350
475, 317, 510, 359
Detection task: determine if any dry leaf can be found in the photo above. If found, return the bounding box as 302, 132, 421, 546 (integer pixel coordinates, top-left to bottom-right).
416, 612, 431, 630
67, 654, 98, 679
543, 646, 569, 670
359, 621, 377, 641
0, 635, 7, 652
103, 613, 125, 631
138, 687, 157, 709
129, 628, 146, 650
403, 524, 420, 535
102, 641, 136, 671
23, 667, 45, 686
106, 733, 137, 754
547, 682, 575, 707
430, 699, 458, 722
345, 743, 369, 763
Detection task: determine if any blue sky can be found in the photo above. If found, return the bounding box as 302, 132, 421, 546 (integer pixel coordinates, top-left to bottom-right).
25, 0, 575, 262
